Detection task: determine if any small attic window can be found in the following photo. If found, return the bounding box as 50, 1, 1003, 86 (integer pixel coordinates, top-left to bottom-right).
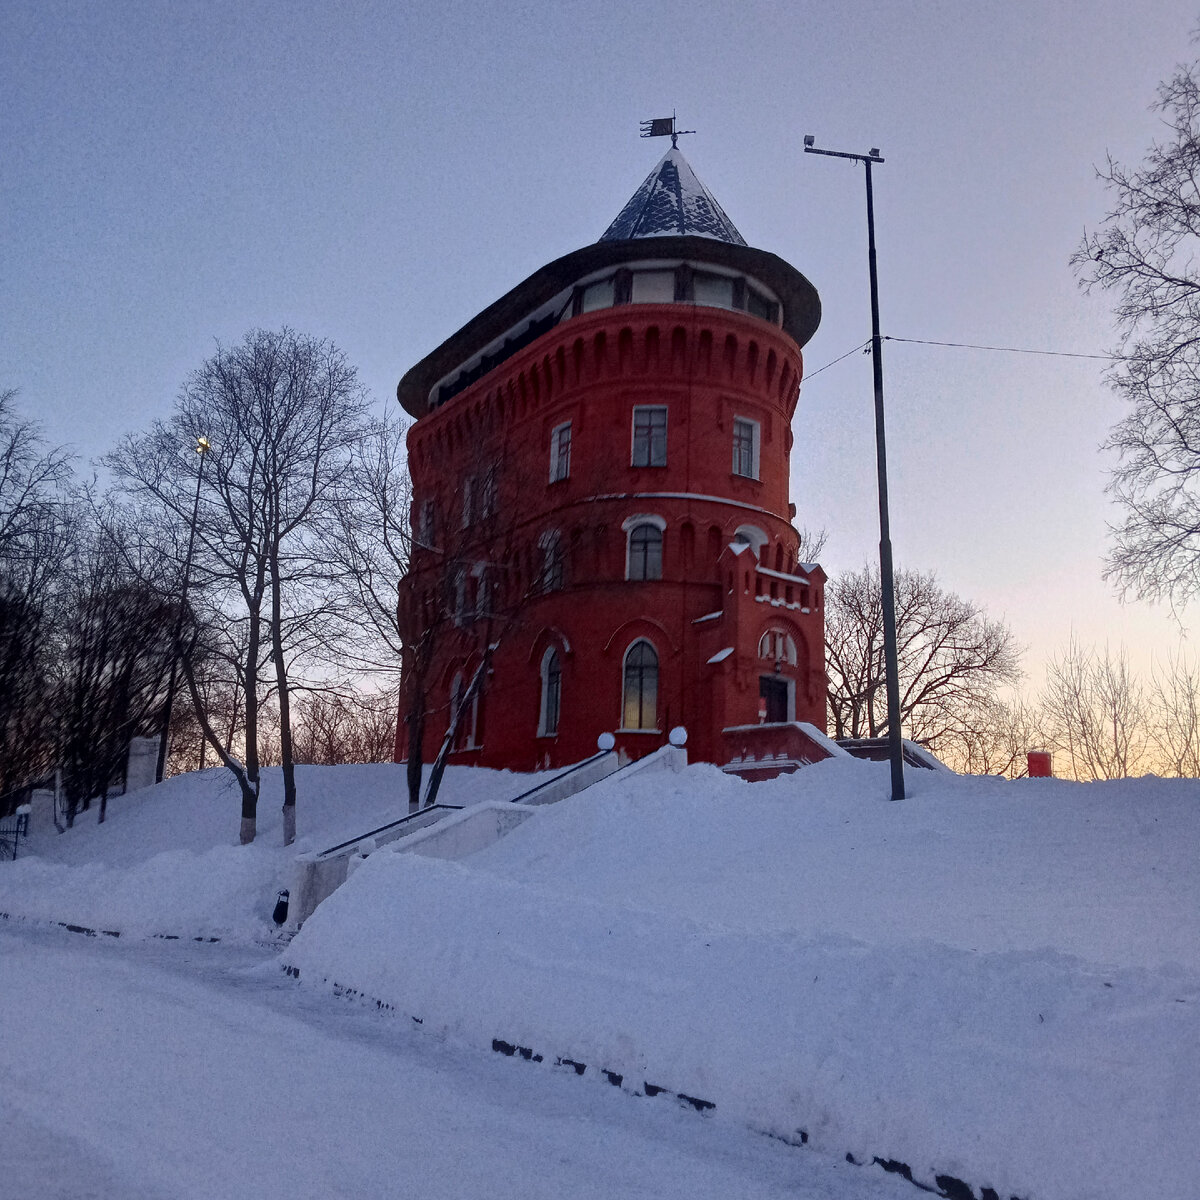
581, 279, 615, 313
746, 286, 778, 323
694, 273, 735, 309
631, 271, 675, 303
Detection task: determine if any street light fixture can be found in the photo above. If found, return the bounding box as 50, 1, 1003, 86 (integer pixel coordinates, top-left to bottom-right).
804, 135, 905, 801
155, 433, 211, 783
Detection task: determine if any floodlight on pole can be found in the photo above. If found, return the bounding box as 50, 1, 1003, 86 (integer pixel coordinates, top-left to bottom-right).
803, 134, 905, 801
155, 433, 211, 783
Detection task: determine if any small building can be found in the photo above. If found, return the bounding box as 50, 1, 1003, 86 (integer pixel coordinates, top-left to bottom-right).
395, 147, 827, 772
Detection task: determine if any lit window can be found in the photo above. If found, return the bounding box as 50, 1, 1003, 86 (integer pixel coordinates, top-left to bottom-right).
632, 406, 667, 467
539, 647, 562, 736
622, 640, 658, 730
627, 523, 663, 580
732, 417, 760, 479
549, 422, 571, 483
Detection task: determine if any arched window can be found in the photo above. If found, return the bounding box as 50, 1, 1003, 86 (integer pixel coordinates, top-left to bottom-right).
758, 628, 798, 665
732, 524, 768, 560
623, 514, 666, 580
539, 647, 562, 736
622, 640, 658, 730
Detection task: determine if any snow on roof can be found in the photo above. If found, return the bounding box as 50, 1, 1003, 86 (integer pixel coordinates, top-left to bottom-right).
599, 148, 748, 245
706, 647, 735, 663
692, 611, 723, 624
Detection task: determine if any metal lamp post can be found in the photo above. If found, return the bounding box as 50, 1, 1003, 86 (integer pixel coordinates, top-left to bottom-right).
155, 434, 211, 784
803, 135, 905, 801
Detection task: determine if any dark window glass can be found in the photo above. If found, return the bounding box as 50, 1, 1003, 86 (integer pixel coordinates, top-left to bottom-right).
550, 423, 571, 482
540, 535, 565, 591
632, 407, 667, 467
628, 524, 663, 580
732, 418, 756, 477
542, 650, 561, 735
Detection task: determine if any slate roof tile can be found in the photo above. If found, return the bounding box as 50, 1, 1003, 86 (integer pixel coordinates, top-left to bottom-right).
599, 148, 747, 246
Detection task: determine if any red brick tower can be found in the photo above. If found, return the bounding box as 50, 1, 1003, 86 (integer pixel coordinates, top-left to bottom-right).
396, 147, 826, 772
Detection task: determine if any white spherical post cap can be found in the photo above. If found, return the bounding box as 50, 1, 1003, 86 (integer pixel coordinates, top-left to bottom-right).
668, 726, 688, 747
597, 732, 616, 751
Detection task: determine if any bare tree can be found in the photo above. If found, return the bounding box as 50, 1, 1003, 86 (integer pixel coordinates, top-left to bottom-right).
825, 565, 1022, 758
291, 690, 397, 764
0, 391, 74, 809
1073, 55, 1200, 608
936, 694, 1045, 778
1041, 638, 1149, 780
108, 329, 370, 844
1147, 648, 1200, 776
53, 514, 177, 824
400, 442, 547, 811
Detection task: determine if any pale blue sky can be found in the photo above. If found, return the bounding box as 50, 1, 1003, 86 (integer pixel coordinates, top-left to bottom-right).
2, 0, 1197, 683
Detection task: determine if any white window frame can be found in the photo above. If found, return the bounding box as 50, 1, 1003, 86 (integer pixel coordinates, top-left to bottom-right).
622, 513, 666, 581
538, 529, 564, 593
461, 476, 474, 528
538, 646, 562, 737
418, 499, 435, 547
479, 467, 498, 519
620, 639, 659, 732
631, 405, 668, 467
732, 524, 769, 560
732, 416, 760, 480
758, 628, 798, 665
549, 421, 572, 483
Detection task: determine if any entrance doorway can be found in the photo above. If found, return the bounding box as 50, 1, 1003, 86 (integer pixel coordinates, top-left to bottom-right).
759, 676, 789, 723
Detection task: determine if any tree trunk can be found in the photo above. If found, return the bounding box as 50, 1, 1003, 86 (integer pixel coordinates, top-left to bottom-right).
269, 542, 297, 846
181, 645, 259, 843
422, 655, 487, 808
406, 706, 424, 814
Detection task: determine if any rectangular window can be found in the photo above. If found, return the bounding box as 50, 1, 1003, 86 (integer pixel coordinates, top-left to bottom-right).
418, 499, 435, 546
747, 287, 778, 323
461, 476, 474, 528
549, 422, 571, 482
632, 406, 668, 467
732, 417, 760, 479
631, 271, 675, 303
480, 467, 497, 518
694, 273, 735, 309
580, 279, 614, 312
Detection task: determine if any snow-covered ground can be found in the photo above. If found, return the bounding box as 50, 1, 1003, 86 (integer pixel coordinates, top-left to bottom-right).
1, 924, 911, 1200
2, 756, 1198, 1200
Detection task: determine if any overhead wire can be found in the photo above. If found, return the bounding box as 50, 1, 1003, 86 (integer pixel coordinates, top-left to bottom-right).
803, 334, 1112, 382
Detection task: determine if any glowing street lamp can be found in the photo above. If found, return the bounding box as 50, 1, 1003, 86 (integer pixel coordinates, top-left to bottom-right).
803, 135, 905, 801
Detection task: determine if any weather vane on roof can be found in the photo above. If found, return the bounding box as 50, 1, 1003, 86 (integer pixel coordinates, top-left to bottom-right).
639, 111, 695, 149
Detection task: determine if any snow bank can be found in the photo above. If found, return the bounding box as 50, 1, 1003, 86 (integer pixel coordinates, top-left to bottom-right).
0, 762, 551, 939
283, 759, 1200, 1200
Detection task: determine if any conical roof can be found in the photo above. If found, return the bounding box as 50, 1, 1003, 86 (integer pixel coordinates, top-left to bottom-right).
599, 147, 747, 245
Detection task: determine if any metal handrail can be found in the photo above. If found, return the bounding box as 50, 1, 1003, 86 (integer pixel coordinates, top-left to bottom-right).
315, 803, 464, 859
506, 749, 616, 805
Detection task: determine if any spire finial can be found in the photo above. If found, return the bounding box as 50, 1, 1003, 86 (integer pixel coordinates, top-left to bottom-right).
639, 111, 695, 149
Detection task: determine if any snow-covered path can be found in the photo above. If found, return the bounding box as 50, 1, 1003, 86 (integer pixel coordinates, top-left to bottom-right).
1, 926, 911, 1200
